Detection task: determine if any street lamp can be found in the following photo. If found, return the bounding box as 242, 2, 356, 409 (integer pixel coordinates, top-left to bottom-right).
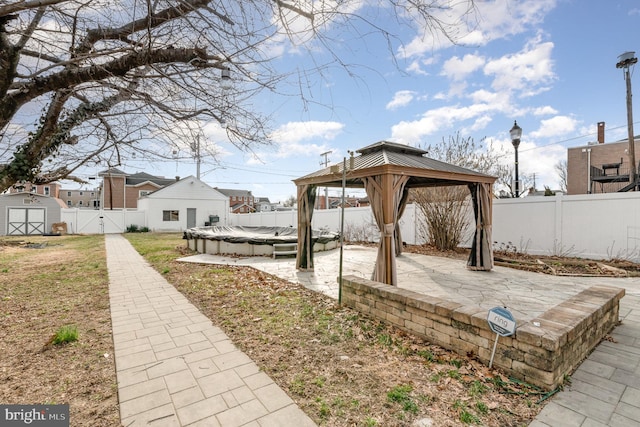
510, 120, 522, 198
616, 51, 638, 190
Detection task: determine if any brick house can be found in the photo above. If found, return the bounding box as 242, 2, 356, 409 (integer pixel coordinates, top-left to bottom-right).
5, 181, 62, 198
99, 168, 178, 209
215, 188, 255, 213
567, 122, 640, 194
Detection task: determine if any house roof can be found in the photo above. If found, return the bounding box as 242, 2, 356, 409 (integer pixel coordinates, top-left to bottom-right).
97, 169, 176, 187
98, 167, 127, 176
230, 202, 255, 211
216, 188, 253, 197
294, 140, 496, 188
138, 176, 227, 200
0, 192, 67, 208
126, 172, 176, 187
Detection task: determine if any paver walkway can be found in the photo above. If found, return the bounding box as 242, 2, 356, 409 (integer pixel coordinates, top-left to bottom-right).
180, 246, 640, 427
530, 291, 640, 427
106, 234, 316, 426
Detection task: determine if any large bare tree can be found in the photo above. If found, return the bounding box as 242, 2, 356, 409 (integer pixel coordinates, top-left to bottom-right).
0, 0, 474, 193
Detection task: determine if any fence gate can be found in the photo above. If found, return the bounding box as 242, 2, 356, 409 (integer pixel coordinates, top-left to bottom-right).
7, 208, 46, 235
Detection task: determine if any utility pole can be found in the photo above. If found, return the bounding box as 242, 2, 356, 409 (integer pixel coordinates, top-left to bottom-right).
320, 151, 332, 209
193, 135, 201, 180
617, 52, 638, 190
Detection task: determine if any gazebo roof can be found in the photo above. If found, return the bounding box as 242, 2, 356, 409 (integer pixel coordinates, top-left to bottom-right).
294, 140, 496, 188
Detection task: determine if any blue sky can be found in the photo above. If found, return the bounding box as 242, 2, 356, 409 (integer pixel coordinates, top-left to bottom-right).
91, 0, 640, 203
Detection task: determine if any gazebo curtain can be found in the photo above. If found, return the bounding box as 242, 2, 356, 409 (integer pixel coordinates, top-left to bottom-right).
296, 184, 316, 270
394, 187, 410, 256
362, 174, 410, 285
467, 182, 494, 271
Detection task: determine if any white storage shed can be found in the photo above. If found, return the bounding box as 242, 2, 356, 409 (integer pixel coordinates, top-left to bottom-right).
0, 193, 65, 236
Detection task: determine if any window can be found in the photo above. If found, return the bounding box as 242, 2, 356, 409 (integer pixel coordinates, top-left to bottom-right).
67, 200, 71, 207
79, 191, 83, 196
79, 201, 83, 206
67, 191, 72, 197
44, 186, 50, 196
139, 190, 151, 197
163, 210, 179, 221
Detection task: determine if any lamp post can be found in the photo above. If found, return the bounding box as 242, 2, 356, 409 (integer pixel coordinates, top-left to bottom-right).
191, 67, 232, 179
616, 51, 638, 190
220, 67, 232, 90
510, 121, 522, 198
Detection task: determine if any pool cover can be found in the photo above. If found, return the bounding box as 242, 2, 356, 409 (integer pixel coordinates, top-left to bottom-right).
183, 225, 340, 245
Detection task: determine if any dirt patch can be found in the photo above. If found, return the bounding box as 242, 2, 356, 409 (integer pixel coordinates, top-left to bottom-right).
403, 244, 640, 277
0, 236, 119, 427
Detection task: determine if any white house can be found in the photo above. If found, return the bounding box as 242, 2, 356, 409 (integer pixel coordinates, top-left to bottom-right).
137, 176, 229, 231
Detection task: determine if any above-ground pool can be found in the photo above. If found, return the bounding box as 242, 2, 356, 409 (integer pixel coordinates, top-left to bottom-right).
183, 225, 341, 257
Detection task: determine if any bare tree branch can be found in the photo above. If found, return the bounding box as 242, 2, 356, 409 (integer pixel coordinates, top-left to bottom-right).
0, 0, 67, 16
0, 0, 476, 193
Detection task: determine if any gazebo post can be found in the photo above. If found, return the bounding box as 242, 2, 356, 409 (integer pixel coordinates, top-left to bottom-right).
382, 173, 395, 285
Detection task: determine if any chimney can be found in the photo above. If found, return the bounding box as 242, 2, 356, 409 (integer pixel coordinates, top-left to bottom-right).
597, 121, 605, 144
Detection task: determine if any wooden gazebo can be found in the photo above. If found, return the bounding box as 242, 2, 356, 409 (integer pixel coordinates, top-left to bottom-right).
293, 141, 497, 286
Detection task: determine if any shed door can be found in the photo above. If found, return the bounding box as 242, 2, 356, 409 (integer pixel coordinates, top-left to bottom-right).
8, 208, 46, 235
187, 208, 196, 228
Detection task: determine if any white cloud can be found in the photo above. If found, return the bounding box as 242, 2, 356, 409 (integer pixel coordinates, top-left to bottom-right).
272, 120, 343, 143
399, 0, 556, 60
530, 115, 578, 138
484, 37, 555, 96
441, 54, 485, 81
532, 106, 559, 116
263, 120, 345, 159
386, 90, 417, 110
466, 115, 493, 132
406, 58, 435, 75
391, 103, 497, 144
469, 89, 499, 104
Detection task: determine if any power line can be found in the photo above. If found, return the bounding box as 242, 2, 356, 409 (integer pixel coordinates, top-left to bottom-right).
520, 121, 640, 153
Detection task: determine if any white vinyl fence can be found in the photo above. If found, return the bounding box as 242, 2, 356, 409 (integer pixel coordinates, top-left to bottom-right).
60, 192, 640, 262
61, 209, 146, 234
493, 192, 640, 261
232, 192, 640, 262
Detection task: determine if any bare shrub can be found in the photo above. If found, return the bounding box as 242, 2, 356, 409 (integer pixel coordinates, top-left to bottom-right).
343, 217, 378, 243
413, 186, 471, 251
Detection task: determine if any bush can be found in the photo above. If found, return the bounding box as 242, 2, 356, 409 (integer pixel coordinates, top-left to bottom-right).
126, 224, 139, 233
126, 225, 149, 233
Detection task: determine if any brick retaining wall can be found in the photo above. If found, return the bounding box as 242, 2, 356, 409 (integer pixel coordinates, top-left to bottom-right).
341, 275, 624, 390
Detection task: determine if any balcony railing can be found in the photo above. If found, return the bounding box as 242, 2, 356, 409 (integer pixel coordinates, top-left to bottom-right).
590, 161, 640, 193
